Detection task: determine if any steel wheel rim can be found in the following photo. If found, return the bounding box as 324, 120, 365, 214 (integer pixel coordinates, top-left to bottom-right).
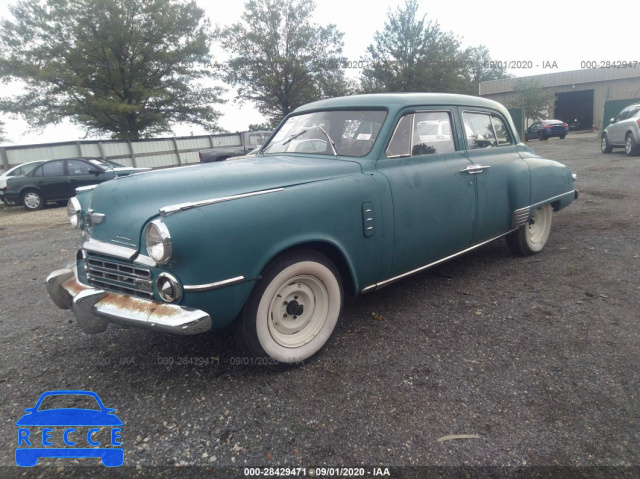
267, 274, 329, 348
528, 207, 549, 245
24, 192, 40, 209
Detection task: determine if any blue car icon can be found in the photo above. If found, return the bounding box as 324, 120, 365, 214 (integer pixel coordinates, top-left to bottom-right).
16, 390, 123, 467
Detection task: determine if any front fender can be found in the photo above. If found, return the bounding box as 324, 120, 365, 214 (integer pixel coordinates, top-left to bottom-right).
155, 174, 384, 326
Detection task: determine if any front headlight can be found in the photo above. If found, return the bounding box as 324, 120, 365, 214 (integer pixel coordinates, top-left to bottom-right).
67, 197, 82, 229
145, 220, 172, 264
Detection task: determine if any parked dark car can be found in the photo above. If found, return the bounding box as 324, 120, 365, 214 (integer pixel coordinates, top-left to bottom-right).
3, 157, 149, 211
601, 103, 640, 156
525, 120, 569, 141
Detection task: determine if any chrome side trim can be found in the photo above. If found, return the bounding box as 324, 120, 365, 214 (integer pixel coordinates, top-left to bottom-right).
511, 206, 531, 229
361, 230, 516, 293
75, 184, 99, 193
83, 238, 138, 260
184, 276, 246, 292
531, 190, 576, 210
160, 188, 284, 217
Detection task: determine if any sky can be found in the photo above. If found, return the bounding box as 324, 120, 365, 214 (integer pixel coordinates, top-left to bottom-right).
0, 0, 637, 146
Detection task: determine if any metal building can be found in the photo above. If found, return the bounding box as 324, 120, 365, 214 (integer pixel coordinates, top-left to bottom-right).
479, 67, 640, 131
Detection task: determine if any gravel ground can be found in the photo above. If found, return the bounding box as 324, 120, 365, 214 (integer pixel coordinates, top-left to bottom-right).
0, 132, 638, 477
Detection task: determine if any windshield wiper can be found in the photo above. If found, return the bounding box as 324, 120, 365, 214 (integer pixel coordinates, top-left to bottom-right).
281, 129, 308, 146
317, 126, 338, 157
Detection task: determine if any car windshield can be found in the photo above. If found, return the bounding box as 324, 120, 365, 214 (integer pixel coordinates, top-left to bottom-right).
89, 158, 125, 169
38, 394, 101, 411
262, 110, 387, 157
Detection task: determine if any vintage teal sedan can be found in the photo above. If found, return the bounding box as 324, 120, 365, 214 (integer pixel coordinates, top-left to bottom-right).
46, 94, 577, 366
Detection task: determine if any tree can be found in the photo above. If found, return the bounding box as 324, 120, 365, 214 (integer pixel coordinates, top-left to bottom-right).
509, 78, 556, 122
0, 120, 7, 143
216, 0, 348, 127
359, 0, 466, 94
0, 0, 224, 140
459, 45, 510, 94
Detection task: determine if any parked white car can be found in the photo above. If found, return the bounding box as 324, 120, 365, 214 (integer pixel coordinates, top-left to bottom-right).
601, 103, 640, 156
0, 160, 46, 204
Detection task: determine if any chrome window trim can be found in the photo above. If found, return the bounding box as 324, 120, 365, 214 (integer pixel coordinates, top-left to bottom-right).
462, 109, 515, 148
385, 114, 414, 158
160, 188, 284, 217
83, 238, 138, 260
413, 109, 458, 152
184, 276, 246, 292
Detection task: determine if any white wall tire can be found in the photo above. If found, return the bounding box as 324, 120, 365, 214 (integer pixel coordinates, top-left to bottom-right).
506, 204, 553, 256
235, 251, 343, 367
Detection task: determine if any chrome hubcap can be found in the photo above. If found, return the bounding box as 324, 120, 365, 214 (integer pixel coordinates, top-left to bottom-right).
24, 193, 40, 209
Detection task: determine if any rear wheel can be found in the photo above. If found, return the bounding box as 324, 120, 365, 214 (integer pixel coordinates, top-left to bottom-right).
234, 251, 343, 368
559, 134, 566, 139
506, 204, 553, 256
625, 133, 640, 156
601, 134, 613, 153
22, 189, 44, 211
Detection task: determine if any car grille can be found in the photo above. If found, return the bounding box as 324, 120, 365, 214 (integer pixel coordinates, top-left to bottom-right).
85, 254, 153, 298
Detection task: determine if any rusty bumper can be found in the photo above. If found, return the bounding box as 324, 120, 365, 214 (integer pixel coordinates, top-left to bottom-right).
45, 269, 212, 335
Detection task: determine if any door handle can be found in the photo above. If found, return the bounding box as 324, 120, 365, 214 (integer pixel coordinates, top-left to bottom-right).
460, 164, 490, 174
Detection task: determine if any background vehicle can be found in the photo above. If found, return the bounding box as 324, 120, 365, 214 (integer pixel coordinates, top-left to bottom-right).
198, 131, 272, 163
601, 103, 640, 156
525, 120, 569, 140
0, 160, 45, 204
4, 157, 149, 210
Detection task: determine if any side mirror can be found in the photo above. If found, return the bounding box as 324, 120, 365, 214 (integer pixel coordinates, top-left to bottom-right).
88, 169, 102, 176
609, 117, 616, 124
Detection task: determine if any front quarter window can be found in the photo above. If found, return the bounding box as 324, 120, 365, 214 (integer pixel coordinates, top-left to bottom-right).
263, 109, 387, 157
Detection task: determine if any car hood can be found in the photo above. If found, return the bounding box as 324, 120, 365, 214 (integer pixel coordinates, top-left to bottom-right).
85, 155, 362, 249
16, 409, 123, 426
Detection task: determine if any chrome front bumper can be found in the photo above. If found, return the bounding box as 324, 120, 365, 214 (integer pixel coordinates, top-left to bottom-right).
46, 269, 212, 335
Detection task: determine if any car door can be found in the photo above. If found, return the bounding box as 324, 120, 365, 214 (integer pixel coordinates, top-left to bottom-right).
65, 159, 107, 196
376, 109, 476, 277
461, 110, 530, 244
31, 160, 67, 200
609, 107, 630, 145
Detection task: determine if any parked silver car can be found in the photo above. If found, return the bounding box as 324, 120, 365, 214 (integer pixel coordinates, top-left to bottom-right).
601, 103, 640, 156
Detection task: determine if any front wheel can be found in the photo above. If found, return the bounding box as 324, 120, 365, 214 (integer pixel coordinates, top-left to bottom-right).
506, 204, 553, 256
625, 133, 640, 156
22, 189, 44, 211
234, 251, 343, 367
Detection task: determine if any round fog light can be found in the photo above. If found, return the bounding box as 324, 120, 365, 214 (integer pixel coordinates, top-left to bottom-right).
157, 273, 182, 303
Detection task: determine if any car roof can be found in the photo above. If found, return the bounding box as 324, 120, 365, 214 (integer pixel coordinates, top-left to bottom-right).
294, 93, 509, 115
2, 160, 46, 174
